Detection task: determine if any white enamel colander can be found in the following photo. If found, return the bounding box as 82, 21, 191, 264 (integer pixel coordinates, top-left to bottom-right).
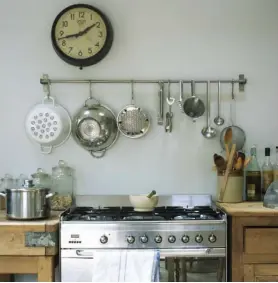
25, 96, 72, 154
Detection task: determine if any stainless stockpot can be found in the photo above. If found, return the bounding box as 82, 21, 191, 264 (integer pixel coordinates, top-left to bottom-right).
0, 179, 55, 220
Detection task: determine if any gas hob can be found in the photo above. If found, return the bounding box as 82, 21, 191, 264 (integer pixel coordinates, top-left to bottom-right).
60, 204, 227, 249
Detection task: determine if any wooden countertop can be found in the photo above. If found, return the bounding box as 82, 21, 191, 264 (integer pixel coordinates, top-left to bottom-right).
0, 211, 60, 226
217, 201, 278, 216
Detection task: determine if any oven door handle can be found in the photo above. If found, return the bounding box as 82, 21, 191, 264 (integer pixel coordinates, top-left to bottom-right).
160, 248, 225, 259
76, 250, 94, 258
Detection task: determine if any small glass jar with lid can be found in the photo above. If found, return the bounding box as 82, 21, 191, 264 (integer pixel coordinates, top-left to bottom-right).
31, 168, 52, 188
51, 160, 74, 211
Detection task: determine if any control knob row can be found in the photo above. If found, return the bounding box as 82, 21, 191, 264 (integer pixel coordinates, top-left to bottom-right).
124, 234, 217, 244
100, 234, 217, 244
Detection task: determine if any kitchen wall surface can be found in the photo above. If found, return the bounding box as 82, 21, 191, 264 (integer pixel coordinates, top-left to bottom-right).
0, 0, 278, 199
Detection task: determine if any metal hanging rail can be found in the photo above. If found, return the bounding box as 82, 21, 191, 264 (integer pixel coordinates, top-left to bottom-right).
40, 73, 247, 91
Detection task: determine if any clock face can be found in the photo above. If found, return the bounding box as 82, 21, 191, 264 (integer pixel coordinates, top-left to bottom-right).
51, 4, 113, 68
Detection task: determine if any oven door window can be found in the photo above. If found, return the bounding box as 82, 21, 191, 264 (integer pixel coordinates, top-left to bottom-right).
160, 257, 226, 282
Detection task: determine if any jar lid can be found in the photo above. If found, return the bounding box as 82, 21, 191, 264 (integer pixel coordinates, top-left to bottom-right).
52, 160, 72, 176
31, 168, 51, 179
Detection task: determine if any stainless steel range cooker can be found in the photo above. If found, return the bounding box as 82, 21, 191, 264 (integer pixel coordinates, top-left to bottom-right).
60, 195, 227, 282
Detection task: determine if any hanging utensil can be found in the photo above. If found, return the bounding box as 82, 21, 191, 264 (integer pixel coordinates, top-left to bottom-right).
183, 80, 205, 122
201, 81, 217, 139
220, 81, 246, 151
178, 80, 184, 113
117, 81, 150, 139
214, 81, 225, 126
157, 82, 164, 125
25, 85, 72, 154
165, 81, 175, 133
72, 83, 119, 158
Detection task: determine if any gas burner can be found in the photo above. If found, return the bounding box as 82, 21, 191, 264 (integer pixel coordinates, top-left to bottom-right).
62, 205, 221, 221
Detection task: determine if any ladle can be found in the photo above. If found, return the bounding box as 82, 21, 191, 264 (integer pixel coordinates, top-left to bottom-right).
201, 81, 217, 139
214, 81, 225, 126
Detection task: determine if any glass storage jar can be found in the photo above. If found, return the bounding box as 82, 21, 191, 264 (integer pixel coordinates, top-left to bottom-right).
31, 168, 52, 188
51, 160, 74, 211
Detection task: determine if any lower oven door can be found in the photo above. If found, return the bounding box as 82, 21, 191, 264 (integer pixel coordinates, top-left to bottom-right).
61, 248, 226, 282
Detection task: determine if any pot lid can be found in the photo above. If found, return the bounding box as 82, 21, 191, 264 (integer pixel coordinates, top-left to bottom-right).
52, 160, 72, 176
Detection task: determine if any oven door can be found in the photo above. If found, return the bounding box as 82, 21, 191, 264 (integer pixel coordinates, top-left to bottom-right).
61, 248, 226, 282
160, 248, 226, 282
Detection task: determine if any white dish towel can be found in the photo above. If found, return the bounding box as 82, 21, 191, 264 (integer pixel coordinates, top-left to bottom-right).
91, 249, 160, 282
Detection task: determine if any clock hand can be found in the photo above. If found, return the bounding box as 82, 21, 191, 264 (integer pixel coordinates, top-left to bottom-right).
58, 23, 97, 40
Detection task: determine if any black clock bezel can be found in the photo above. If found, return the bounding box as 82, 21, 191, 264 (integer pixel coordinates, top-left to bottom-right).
51, 3, 113, 69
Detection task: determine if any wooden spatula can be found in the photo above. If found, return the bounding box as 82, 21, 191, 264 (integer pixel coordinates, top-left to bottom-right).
219, 143, 236, 202
224, 127, 233, 160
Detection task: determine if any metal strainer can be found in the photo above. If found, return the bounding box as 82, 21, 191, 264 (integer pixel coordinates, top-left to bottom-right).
117, 81, 150, 139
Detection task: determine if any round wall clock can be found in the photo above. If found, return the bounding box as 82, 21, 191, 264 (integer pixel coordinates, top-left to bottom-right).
51, 4, 113, 69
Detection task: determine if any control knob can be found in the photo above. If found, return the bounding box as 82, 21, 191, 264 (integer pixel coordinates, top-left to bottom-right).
100, 235, 108, 244
195, 234, 203, 243
140, 235, 148, 244
181, 235, 190, 243
168, 235, 176, 243
208, 234, 217, 243
127, 235, 135, 244
154, 235, 162, 243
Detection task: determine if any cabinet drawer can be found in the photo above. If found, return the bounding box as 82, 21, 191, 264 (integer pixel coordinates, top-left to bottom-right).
245, 228, 278, 254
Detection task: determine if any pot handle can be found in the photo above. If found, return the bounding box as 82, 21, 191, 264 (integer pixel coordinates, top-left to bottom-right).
90, 150, 106, 159
0, 192, 6, 197
40, 145, 53, 154
84, 97, 100, 107
46, 192, 56, 199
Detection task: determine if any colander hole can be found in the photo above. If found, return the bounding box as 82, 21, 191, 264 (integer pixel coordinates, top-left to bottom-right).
53, 127, 57, 131
46, 128, 50, 132
39, 135, 43, 139
47, 122, 51, 127
34, 132, 38, 136
45, 113, 49, 117
34, 116, 38, 119
50, 116, 54, 120
31, 121, 35, 125
39, 113, 43, 117
53, 121, 57, 125
42, 124, 46, 128
38, 120, 42, 124
41, 130, 45, 134
50, 132, 54, 136
36, 125, 40, 129
31, 127, 35, 131
46, 135, 49, 139
43, 118, 47, 122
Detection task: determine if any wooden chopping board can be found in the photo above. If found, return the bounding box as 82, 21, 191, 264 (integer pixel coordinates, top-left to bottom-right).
216, 201, 278, 216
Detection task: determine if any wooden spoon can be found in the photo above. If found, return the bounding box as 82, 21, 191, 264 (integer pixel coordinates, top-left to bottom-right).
224, 127, 233, 160
219, 144, 236, 201
214, 154, 227, 172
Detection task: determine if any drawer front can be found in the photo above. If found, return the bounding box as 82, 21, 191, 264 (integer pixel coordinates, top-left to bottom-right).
245, 228, 278, 254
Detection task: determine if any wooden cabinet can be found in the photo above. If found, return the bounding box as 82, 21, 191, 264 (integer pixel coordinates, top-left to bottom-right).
244, 264, 278, 282
217, 202, 278, 282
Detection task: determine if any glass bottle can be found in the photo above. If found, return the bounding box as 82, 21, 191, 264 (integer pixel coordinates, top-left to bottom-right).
245, 146, 262, 201
51, 160, 74, 211
273, 146, 278, 181
262, 147, 273, 197
31, 168, 52, 188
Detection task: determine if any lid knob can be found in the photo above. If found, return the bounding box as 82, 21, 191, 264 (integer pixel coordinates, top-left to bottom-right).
23, 179, 34, 188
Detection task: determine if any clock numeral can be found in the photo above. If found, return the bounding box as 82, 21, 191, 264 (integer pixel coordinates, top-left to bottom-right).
96, 22, 100, 28
62, 40, 66, 47
68, 47, 73, 54
98, 31, 103, 38
70, 13, 75, 20
60, 30, 64, 36
79, 12, 85, 18
95, 42, 100, 48
78, 50, 83, 56
62, 21, 68, 27
88, 47, 93, 54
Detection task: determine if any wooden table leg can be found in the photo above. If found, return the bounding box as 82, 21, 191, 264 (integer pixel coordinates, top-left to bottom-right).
37, 256, 55, 282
